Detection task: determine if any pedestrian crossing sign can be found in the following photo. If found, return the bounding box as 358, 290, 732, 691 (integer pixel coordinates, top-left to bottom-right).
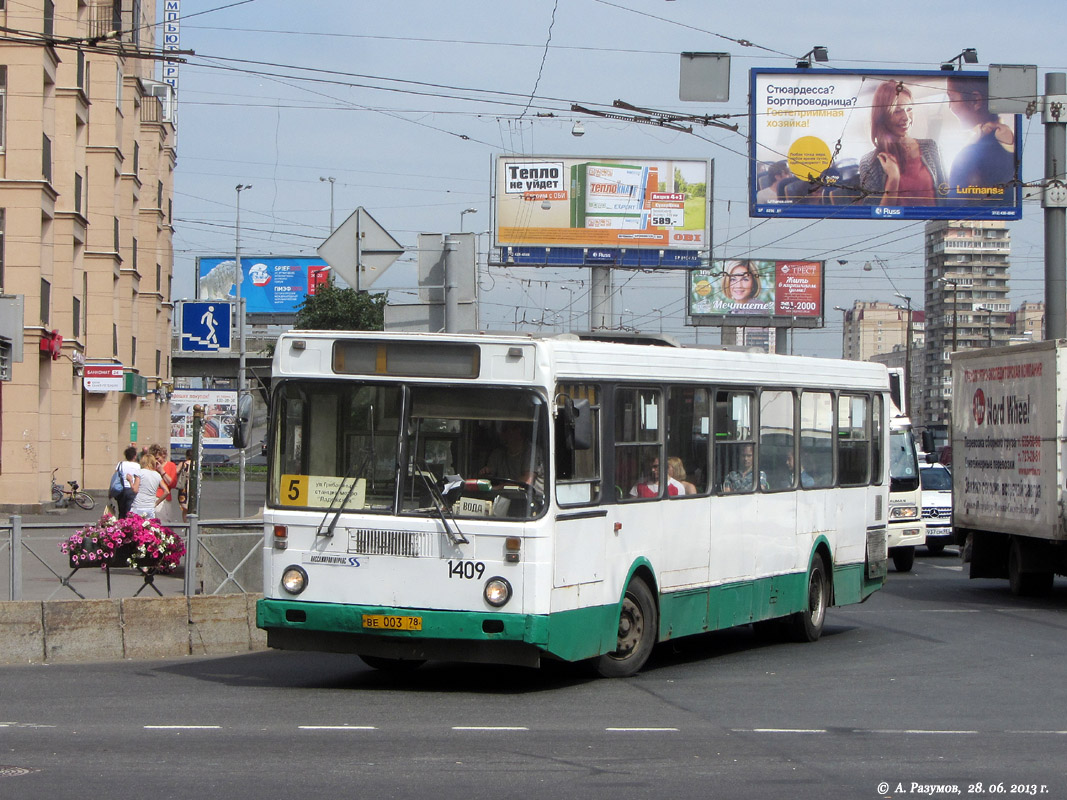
180, 301, 233, 352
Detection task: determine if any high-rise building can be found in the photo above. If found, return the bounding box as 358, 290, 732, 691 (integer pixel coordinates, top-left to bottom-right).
0, 1, 176, 511
921, 220, 1011, 428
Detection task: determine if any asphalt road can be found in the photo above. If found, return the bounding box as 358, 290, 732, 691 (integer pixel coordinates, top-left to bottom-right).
1, 548, 1064, 799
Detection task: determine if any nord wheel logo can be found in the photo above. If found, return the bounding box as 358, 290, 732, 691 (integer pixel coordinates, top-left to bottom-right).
972, 388, 986, 425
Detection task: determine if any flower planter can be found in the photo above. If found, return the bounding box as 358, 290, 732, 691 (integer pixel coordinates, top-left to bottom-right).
67, 542, 161, 571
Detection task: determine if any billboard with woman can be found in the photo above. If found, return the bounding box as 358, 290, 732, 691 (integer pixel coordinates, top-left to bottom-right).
750, 69, 1021, 220
689, 260, 824, 326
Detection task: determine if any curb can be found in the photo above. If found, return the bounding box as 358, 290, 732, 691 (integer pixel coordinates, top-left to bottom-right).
0, 593, 268, 665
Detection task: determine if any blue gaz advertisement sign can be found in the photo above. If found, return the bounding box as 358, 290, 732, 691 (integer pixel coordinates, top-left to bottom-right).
180, 301, 232, 352
197, 256, 331, 314
749, 69, 1022, 220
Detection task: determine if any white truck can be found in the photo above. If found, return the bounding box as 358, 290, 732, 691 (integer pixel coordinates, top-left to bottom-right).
887, 367, 925, 572
951, 340, 1067, 595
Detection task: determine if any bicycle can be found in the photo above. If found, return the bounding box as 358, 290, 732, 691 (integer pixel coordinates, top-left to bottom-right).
51, 468, 96, 510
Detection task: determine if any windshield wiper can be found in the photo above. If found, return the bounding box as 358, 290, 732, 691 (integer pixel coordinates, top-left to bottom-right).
415, 461, 468, 545
316, 451, 371, 538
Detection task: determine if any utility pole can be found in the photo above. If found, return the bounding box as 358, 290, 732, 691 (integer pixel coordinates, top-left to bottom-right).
895, 293, 913, 415
234, 184, 251, 517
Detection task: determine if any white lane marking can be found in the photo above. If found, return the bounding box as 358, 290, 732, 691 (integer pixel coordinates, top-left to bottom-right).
744, 728, 827, 734
144, 725, 222, 730
869, 729, 978, 735
452, 726, 529, 731
605, 727, 679, 732
299, 725, 377, 730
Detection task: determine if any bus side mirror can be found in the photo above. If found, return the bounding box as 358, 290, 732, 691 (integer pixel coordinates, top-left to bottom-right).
562, 398, 592, 451
921, 429, 934, 455
233, 393, 254, 450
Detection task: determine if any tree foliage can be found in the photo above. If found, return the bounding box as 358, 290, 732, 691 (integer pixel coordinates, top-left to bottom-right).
294, 279, 386, 331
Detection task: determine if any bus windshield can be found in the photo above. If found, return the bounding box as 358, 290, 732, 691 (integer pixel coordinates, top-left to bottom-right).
270, 380, 549, 520
889, 429, 920, 493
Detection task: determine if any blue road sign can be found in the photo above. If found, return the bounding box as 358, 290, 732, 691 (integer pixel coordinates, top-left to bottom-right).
181, 301, 232, 352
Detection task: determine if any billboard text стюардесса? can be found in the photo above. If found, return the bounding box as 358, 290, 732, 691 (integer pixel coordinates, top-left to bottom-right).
750, 69, 1021, 221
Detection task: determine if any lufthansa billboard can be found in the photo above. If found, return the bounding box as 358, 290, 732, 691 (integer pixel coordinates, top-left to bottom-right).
494, 155, 712, 250
750, 69, 1021, 220
689, 260, 825, 328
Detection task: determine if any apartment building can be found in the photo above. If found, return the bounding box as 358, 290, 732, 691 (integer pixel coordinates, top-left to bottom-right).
921, 220, 1011, 428
0, 0, 175, 511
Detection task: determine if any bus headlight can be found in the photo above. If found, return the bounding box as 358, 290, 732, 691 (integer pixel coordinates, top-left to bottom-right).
890, 505, 919, 520
484, 577, 512, 608
281, 565, 308, 595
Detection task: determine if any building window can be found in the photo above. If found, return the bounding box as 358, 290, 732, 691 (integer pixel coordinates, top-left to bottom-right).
113, 323, 118, 356
0, 209, 5, 289
40, 278, 50, 324
74, 172, 83, 214
132, 237, 137, 272
131, 336, 137, 365
0, 65, 6, 151
155, 349, 161, 375
113, 217, 119, 252
44, 0, 54, 37
42, 134, 52, 182
72, 295, 80, 338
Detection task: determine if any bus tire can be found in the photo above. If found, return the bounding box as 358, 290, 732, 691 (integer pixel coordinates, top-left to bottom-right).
789, 554, 829, 643
1008, 538, 1054, 597
358, 655, 426, 672
596, 577, 657, 678
891, 546, 915, 572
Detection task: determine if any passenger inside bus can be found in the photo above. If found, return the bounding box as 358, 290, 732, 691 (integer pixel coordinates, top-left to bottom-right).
721, 444, 769, 493
667, 457, 697, 495
630, 455, 684, 497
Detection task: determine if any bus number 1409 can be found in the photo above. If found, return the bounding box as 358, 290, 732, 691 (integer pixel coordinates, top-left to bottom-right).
448, 560, 485, 579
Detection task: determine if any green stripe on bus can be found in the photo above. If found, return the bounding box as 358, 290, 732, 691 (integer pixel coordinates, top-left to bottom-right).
257, 561, 877, 663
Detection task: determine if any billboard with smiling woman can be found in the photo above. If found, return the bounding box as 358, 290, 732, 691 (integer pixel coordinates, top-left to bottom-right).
750, 69, 1021, 221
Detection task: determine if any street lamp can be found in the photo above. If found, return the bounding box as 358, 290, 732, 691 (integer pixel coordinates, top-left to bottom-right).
938, 277, 959, 352
460, 207, 477, 232
895, 292, 913, 415
319, 176, 336, 233
977, 305, 994, 346
234, 183, 251, 517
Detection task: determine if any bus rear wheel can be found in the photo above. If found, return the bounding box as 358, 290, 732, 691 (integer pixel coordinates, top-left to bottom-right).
789, 554, 829, 643
596, 577, 657, 678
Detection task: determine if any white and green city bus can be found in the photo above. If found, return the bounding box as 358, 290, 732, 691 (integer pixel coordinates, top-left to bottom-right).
257, 331, 889, 676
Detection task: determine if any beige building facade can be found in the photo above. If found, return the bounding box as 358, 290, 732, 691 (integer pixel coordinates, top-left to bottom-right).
0, 0, 175, 511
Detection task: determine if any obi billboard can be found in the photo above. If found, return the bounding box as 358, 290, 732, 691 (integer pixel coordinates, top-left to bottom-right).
750, 69, 1021, 220
196, 256, 331, 314
494, 155, 711, 250
688, 260, 824, 327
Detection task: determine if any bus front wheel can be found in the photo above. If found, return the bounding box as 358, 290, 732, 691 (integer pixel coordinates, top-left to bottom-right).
597, 577, 657, 678
789, 554, 829, 643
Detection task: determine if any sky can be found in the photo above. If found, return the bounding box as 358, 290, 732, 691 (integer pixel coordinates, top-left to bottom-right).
163, 0, 1067, 357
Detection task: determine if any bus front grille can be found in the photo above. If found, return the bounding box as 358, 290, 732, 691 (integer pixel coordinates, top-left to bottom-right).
346, 528, 439, 557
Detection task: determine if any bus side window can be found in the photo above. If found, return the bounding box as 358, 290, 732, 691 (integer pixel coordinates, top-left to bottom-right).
801, 391, 834, 488
667, 386, 709, 496
714, 390, 754, 493
838, 393, 870, 486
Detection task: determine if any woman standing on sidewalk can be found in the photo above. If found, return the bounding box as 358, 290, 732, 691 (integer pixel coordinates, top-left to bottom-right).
128, 451, 164, 518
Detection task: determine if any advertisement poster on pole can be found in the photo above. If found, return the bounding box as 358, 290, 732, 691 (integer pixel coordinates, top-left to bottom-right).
750, 69, 1022, 220
170, 389, 238, 450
